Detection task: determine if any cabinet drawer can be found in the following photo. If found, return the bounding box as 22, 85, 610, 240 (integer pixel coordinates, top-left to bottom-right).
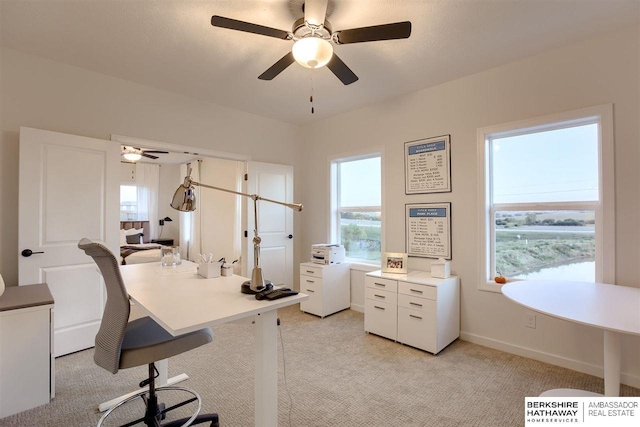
398, 293, 436, 313
300, 274, 322, 288
364, 298, 397, 341
365, 276, 398, 293
300, 264, 323, 278
397, 306, 436, 353
300, 279, 323, 316
365, 286, 397, 306
398, 281, 436, 300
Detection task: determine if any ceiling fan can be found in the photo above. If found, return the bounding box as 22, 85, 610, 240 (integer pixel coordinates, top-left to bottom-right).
121, 146, 169, 162
211, 0, 412, 85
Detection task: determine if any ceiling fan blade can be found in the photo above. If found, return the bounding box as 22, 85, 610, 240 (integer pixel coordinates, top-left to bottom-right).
304, 0, 329, 26
258, 51, 295, 80
327, 53, 358, 85
211, 16, 290, 40
142, 150, 169, 154
141, 153, 159, 160
335, 21, 412, 44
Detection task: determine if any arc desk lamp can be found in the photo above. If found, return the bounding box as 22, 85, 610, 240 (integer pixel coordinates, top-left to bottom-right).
170, 168, 303, 294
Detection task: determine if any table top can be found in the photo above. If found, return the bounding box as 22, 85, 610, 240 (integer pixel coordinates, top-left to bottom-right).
367, 270, 457, 286
0, 283, 54, 312
121, 261, 308, 336
502, 280, 640, 336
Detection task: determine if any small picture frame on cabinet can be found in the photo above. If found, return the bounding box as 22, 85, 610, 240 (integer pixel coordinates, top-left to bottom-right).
382, 252, 408, 274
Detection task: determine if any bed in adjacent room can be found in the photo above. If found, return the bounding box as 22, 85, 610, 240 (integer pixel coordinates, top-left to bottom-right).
120, 221, 162, 265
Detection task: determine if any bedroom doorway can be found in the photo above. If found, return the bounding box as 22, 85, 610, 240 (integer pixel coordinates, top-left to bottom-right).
113, 135, 297, 289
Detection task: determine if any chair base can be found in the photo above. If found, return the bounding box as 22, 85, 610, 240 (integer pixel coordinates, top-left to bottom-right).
97, 386, 219, 427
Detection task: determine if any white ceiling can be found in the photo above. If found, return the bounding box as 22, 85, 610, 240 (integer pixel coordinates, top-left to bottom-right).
1, 0, 638, 125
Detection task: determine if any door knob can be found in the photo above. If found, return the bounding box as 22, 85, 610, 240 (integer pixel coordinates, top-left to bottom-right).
287, 234, 293, 239
21, 249, 44, 257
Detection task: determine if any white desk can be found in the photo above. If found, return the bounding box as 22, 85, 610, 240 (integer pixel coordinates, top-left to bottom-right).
120, 261, 308, 427
502, 280, 640, 397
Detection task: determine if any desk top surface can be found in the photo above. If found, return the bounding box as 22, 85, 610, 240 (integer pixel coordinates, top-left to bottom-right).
502, 280, 640, 335
0, 283, 54, 312
121, 261, 308, 336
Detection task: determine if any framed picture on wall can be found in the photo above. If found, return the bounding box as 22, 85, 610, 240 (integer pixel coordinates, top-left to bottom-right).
405, 202, 452, 259
382, 252, 408, 274
404, 135, 451, 194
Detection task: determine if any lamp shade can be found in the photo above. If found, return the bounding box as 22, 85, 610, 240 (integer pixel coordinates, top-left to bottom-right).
292, 37, 333, 69
123, 152, 142, 162
170, 184, 196, 212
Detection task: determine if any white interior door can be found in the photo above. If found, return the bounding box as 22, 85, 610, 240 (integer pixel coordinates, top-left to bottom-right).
19, 127, 119, 357
245, 162, 294, 288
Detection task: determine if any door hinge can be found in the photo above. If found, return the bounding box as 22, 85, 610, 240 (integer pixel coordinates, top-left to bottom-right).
244, 173, 248, 181
244, 230, 248, 238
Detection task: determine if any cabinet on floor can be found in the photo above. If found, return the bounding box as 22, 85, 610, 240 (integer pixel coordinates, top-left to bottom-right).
0, 283, 55, 418
365, 270, 459, 354
299, 262, 350, 318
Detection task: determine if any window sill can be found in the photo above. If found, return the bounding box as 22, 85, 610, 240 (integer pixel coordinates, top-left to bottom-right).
479, 281, 505, 294
348, 262, 381, 272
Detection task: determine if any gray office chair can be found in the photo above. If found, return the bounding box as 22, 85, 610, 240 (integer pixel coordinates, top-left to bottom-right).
78, 238, 219, 427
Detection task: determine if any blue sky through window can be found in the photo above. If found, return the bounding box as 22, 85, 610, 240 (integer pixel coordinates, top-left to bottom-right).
339, 157, 381, 207
492, 123, 598, 203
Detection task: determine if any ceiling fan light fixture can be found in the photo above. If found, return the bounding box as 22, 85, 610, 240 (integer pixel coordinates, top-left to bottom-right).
122, 148, 142, 162
292, 37, 333, 69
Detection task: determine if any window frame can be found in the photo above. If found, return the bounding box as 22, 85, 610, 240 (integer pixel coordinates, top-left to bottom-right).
329, 148, 385, 265
477, 105, 614, 292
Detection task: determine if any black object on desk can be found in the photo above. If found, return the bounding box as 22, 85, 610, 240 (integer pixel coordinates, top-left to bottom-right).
255, 287, 299, 300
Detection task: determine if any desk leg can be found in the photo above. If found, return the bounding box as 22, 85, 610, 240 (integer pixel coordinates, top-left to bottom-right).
254, 310, 278, 427
603, 330, 622, 397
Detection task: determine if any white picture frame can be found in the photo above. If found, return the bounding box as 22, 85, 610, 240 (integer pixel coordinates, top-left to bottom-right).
382, 252, 408, 274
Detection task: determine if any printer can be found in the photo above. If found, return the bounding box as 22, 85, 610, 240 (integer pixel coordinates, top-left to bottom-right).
311, 244, 346, 265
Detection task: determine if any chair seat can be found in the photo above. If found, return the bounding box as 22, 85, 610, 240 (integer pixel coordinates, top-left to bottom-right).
119, 316, 213, 370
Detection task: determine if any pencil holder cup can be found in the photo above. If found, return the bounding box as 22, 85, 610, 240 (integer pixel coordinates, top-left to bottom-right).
198, 262, 221, 279
221, 266, 233, 277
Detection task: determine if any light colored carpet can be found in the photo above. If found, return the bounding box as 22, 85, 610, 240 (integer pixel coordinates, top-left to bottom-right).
1, 305, 637, 427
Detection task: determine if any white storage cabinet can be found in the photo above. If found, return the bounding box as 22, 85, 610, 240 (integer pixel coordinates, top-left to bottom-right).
365, 270, 459, 354
299, 262, 350, 318
0, 283, 55, 418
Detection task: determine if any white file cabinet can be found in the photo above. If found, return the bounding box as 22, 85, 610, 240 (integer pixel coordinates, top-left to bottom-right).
299, 262, 350, 318
0, 283, 55, 418
365, 270, 459, 354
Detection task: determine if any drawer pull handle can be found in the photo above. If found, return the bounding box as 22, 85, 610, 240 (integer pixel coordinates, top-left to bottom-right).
374, 283, 386, 287
410, 289, 423, 294
374, 306, 385, 310
374, 294, 385, 299
409, 302, 423, 307
306, 289, 315, 293
306, 280, 315, 283
306, 270, 314, 274
409, 314, 422, 320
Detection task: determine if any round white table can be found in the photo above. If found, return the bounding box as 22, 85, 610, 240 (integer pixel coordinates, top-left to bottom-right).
502, 280, 640, 397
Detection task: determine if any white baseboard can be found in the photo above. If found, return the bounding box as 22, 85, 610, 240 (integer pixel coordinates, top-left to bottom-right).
350, 303, 364, 313
460, 331, 640, 390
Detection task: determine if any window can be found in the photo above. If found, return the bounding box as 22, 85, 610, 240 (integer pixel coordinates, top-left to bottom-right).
330, 153, 383, 263
478, 105, 614, 291
120, 185, 138, 221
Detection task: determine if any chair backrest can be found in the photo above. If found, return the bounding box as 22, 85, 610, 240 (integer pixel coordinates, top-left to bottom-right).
78, 238, 131, 374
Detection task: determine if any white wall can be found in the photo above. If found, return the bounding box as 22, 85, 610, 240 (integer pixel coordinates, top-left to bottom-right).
0, 47, 302, 286
297, 25, 640, 386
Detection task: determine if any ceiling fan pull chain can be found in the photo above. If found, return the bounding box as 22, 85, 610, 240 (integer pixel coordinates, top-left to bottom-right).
310, 71, 315, 114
